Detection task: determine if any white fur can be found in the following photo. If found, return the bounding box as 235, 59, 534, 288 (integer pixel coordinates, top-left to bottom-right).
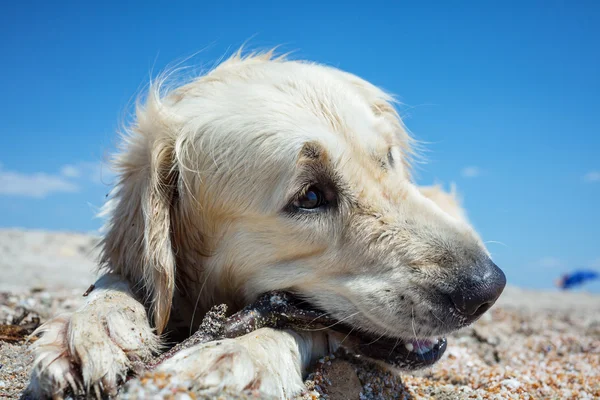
120, 328, 333, 398
29, 50, 489, 399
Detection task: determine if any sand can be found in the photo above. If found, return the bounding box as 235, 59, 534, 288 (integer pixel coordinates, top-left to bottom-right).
1, 229, 599, 399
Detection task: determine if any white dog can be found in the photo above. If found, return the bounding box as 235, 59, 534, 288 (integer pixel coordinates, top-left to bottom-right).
28, 50, 505, 399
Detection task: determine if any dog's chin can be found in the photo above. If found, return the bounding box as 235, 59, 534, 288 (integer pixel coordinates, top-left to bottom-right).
282, 293, 447, 370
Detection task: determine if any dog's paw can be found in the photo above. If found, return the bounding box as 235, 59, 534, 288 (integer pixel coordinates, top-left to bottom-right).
121, 340, 262, 399
28, 295, 159, 399
27, 315, 84, 399
121, 328, 307, 399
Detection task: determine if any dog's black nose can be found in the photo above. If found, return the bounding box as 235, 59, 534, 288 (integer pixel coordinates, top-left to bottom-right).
448, 259, 506, 317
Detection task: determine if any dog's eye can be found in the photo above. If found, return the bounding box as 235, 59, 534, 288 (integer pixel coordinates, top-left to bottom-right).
293, 187, 327, 210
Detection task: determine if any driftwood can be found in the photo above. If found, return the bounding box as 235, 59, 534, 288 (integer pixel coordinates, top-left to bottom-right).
145, 291, 334, 370
0, 308, 40, 343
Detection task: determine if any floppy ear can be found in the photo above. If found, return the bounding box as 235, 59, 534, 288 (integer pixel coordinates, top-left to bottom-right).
143, 139, 179, 333
100, 118, 180, 334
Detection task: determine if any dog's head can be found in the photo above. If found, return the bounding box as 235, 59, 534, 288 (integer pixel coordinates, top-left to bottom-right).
101, 51, 505, 369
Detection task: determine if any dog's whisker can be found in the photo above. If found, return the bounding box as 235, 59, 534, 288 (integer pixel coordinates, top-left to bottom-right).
338, 326, 356, 347
411, 306, 425, 362
430, 309, 445, 325
364, 331, 387, 346
302, 311, 361, 332
349, 305, 389, 346
304, 310, 334, 327
430, 309, 450, 342
388, 337, 401, 358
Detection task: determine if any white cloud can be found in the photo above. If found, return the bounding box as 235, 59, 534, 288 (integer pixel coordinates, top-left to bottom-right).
535, 257, 564, 269
62, 161, 116, 184
0, 166, 79, 198
0, 161, 116, 199
60, 164, 82, 178
583, 171, 600, 183
461, 166, 483, 178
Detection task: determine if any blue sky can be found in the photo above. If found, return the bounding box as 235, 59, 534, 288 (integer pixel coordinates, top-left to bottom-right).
1, 1, 599, 291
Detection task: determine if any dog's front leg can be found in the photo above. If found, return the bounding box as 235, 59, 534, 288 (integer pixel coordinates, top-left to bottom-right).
122, 327, 330, 399
28, 273, 160, 399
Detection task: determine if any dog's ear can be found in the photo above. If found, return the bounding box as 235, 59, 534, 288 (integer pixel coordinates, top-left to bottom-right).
419, 184, 469, 223
100, 109, 180, 334
341, 73, 415, 169
143, 139, 179, 333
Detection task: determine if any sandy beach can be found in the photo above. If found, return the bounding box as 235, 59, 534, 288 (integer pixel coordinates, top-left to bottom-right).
1, 229, 599, 399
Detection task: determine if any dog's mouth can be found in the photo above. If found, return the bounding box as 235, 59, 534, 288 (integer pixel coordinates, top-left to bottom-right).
292, 300, 448, 370
224, 291, 447, 370
346, 330, 447, 369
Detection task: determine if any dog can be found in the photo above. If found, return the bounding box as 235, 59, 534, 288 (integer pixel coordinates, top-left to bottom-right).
28, 50, 506, 399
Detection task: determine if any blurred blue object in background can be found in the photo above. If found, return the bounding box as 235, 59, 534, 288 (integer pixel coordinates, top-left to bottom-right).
556, 270, 599, 290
